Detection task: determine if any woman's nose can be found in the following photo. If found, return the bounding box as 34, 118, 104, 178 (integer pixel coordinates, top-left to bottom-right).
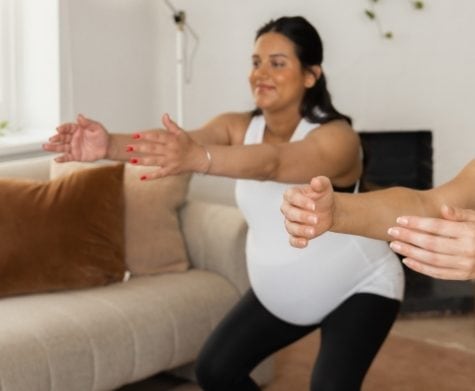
253, 64, 269, 79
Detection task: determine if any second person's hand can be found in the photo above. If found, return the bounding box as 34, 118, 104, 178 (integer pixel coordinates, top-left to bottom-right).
42, 114, 110, 162
388, 205, 475, 280
282, 176, 336, 248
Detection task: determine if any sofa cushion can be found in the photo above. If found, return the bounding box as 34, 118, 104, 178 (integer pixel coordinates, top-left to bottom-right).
51, 161, 191, 276
0, 269, 240, 391
0, 164, 127, 298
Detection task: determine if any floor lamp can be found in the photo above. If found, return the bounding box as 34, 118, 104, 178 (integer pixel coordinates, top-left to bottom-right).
163, 0, 199, 127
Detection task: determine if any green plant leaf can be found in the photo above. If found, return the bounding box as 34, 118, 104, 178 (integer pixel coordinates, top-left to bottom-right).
413, 1, 424, 10
365, 10, 376, 20
363, 0, 424, 40
0, 120, 9, 129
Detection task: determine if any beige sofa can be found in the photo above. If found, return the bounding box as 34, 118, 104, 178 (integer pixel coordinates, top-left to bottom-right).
0, 156, 272, 391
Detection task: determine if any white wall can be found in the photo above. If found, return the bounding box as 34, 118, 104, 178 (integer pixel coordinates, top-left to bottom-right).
64, 0, 475, 187
61, 0, 161, 130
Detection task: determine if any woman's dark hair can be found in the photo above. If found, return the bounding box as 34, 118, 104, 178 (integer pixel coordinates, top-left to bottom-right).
252, 16, 351, 125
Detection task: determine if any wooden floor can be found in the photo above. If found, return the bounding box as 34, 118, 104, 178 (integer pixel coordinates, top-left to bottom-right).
123, 313, 475, 391
265, 313, 475, 391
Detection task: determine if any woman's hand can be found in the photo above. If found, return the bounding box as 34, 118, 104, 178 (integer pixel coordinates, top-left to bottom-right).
126, 113, 210, 179
281, 176, 336, 248
388, 205, 475, 280
43, 114, 110, 162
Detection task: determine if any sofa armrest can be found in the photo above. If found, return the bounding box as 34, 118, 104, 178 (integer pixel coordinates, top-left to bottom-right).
0, 156, 51, 180
179, 200, 249, 295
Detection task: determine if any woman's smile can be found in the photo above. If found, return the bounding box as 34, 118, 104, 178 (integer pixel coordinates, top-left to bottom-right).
255, 83, 276, 94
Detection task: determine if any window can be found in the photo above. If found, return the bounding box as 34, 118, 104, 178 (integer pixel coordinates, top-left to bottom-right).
0, 0, 60, 159
0, 0, 15, 127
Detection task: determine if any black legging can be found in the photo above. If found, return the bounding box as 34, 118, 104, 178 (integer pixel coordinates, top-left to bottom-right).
195, 289, 400, 391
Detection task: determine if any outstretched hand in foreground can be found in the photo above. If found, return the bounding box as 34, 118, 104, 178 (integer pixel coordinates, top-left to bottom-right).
281, 176, 475, 280
281, 176, 335, 248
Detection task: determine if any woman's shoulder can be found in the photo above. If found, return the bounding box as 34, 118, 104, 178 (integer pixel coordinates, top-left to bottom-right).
307, 118, 358, 144
218, 111, 254, 136
313, 118, 354, 133
202, 111, 253, 145
304, 119, 361, 169
213, 111, 253, 126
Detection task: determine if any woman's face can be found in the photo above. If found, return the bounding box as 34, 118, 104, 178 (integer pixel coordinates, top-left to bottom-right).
249, 32, 315, 114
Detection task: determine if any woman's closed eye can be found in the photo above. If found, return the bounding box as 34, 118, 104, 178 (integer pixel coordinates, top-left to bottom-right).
271, 60, 286, 68
252, 59, 261, 69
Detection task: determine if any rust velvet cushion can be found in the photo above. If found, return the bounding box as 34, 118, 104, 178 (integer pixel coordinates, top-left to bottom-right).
0, 164, 127, 297
50, 161, 191, 276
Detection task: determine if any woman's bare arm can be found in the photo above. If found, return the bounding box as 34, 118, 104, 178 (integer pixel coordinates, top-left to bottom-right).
131, 116, 362, 184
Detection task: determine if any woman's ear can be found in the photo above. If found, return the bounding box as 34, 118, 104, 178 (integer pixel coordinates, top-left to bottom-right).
305, 65, 322, 88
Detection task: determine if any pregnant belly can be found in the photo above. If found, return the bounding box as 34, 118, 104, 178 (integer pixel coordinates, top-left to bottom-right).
247, 235, 391, 325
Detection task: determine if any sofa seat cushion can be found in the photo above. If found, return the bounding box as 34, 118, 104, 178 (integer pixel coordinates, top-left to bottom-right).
0, 270, 240, 391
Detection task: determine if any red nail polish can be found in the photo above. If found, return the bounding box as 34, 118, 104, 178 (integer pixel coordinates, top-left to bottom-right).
140, 175, 147, 181
126, 145, 134, 152
132, 133, 141, 139
130, 158, 139, 164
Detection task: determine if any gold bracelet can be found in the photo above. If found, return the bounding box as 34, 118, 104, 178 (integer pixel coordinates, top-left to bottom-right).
201, 145, 212, 174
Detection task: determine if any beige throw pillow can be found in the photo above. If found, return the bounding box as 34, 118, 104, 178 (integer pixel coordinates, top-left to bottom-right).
50, 161, 191, 275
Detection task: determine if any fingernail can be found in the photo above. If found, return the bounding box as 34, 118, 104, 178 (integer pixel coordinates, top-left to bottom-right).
140, 175, 147, 181
308, 215, 318, 224
130, 158, 139, 164
126, 145, 134, 152
387, 227, 399, 237
389, 241, 401, 251
132, 133, 141, 139
396, 217, 408, 225
305, 227, 315, 236
401, 258, 413, 267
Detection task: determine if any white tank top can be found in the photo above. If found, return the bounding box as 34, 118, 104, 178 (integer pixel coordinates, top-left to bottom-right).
235, 115, 404, 325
